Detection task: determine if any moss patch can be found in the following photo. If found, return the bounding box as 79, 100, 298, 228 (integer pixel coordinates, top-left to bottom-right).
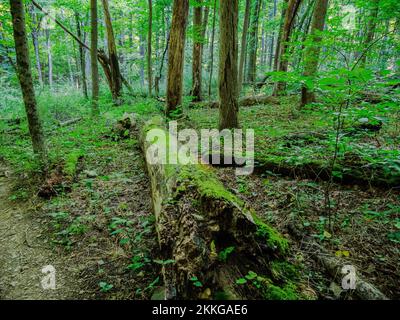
63, 150, 84, 178
251, 211, 289, 254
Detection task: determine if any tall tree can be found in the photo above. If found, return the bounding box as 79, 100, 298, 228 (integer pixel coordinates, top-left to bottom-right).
166, 0, 189, 116
273, 0, 302, 96
101, 0, 122, 102
91, 0, 100, 114
45, 29, 53, 89
28, 5, 43, 87
191, 0, 203, 102
208, 0, 217, 99
75, 12, 88, 99
360, 0, 380, 68
246, 0, 262, 83
9, 0, 47, 163
238, 0, 251, 93
147, 0, 153, 96
301, 0, 329, 107
219, 0, 239, 130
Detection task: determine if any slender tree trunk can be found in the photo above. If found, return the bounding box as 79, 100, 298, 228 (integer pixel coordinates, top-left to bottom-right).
29, 7, 43, 87
191, 1, 203, 102
45, 29, 53, 89
10, 0, 47, 163
273, 0, 302, 96
273, 0, 288, 72
208, 0, 217, 99
301, 0, 329, 107
238, 0, 251, 93
75, 12, 88, 99
140, 33, 145, 87
166, 0, 189, 116
147, 0, 153, 96
101, 0, 122, 102
268, 0, 278, 70
246, 0, 262, 83
360, 0, 380, 68
219, 0, 239, 130
91, 0, 99, 115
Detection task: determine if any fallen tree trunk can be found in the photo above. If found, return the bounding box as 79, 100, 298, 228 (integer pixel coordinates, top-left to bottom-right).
205, 95, 280, 109
305, 241, 389, 300
133, 116, 301, 300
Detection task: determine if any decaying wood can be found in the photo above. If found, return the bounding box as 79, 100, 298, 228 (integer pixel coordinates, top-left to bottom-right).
305, 241, 389, 300
133, 116, 291, 300
58, 118, 82, 127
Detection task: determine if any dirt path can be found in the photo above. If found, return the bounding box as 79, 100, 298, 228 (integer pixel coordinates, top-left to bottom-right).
0, 165, 81, 300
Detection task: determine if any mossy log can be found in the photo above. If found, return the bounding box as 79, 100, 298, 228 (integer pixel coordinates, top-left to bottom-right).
255, 155, 400, 189
194, 95, 280, 109
134, 116, 297, 300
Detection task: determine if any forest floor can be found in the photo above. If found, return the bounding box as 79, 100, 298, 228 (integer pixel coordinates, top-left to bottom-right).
0, 95, 161, 299
0, 164, 81, 299
0, 91, 399, 299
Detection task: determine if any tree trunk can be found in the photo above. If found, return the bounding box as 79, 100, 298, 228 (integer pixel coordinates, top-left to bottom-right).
219, 0, 239, 130
238, 0, 251, 93
45, 29, 53, 89
301, 0, 329, 107
360, 0, 380, 68
147, 0, 153, 96
101, 0, 122, 103
29, 6, 43, 87
10, 0, 47, 163
208, 0, 217, 99
191, 1, 203, 102
246, 0, 262, 84
273, 0, 302, 96
75, 12, 88, 99
134, 116, 289, 300
166, 0, 189, 116
90, 0, 100, 115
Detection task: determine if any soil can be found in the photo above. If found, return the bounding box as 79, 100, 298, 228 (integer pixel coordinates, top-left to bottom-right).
0, 164, 81, 299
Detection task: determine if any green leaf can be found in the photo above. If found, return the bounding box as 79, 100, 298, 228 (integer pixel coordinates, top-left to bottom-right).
236, 278, 247, 285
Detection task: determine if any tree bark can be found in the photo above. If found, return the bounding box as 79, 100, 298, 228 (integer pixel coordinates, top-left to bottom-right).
75, 12, 88, 99
246, 0, 262, 84
166, 0, 189, 116
273, 0, 302, 96
238, 0, 251, 93
360, 0, 380, 68
208, 0, 217, 99
101, 0, 122, 103
301, 0, 329, 107
90, 0, 100, 115
191, 1, 203, 102
28, 6, 43, 87
45, 29, 53, 89
219, 0, 240, 130
10, 0, 47, 163
134, 116, 289, 300
147, 0, 153, 96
